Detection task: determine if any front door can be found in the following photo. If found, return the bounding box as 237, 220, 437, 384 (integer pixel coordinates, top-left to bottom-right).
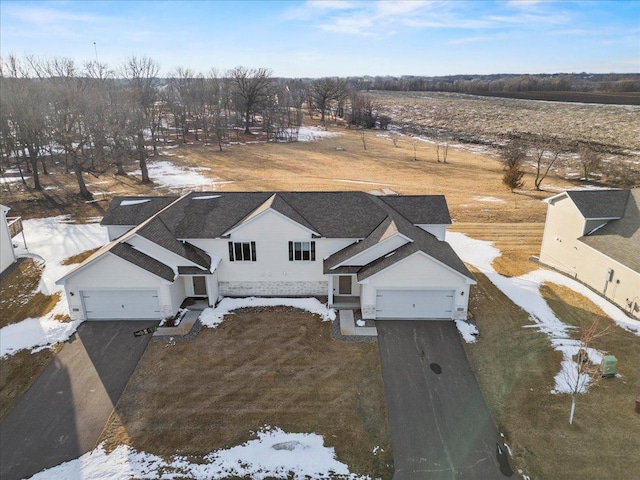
338, 276, 352, 295
193, 276, 207, 296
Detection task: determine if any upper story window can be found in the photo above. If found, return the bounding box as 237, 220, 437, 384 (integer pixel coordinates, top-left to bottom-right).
228, 241, 256, 262
289, 241, 315, 261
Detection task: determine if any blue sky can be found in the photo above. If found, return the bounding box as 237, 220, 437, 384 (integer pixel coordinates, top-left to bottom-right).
1, 1, 638, 77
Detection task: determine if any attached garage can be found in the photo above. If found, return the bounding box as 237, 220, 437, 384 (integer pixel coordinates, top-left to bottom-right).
376, 289, 455, 319
81, 290, 161, 320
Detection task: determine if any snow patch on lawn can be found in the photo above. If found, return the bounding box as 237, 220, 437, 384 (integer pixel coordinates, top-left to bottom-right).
297, 127, 341, 142
473, 196, 505, 203
447, 231, 640, 393
455, 320, 479, 343
29, 428, 366, 480
200, 297, 336, 328
133, 160, 219, 190
1, 217, 107, 357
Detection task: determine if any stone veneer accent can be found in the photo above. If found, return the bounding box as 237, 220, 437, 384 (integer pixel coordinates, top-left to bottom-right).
219, 281, 328, 297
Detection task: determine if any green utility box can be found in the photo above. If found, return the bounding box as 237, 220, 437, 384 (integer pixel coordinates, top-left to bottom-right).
600, 355, 617, 377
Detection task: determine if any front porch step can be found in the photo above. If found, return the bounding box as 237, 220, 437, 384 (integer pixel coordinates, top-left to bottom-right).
330, 302, 360, 309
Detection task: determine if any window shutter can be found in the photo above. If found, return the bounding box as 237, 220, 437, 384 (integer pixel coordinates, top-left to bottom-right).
228, 242, 234, 261
289, 242, 293, 261
311, 241, 316, 261
251, 241, 256, 261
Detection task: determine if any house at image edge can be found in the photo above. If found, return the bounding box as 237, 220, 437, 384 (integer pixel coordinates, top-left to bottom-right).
56, 192, 476, 321
539, 188, 640, 319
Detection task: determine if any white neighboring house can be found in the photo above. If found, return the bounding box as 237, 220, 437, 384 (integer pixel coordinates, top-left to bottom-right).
1, 205, 21, 274
56, 192, 476, 321
539, 188, 640, 319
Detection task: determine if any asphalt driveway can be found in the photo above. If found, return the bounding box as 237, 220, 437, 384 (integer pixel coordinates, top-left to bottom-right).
376, 320, 513, 480
0, 320, 157, 480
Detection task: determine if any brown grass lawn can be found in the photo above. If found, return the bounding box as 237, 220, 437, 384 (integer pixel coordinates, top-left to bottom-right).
466, 272, 640, 479
99, 308, 393, 479
4, 121, 577, 224
0, 258, 64, 420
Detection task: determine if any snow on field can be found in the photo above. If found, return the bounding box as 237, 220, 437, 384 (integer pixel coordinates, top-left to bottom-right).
297, 126, 341, 142
473, 196, 505, 203
455, 320, 479, 343
29, 428, 366, 480
1, 176, 28, 184
447, 231, 640, 394
0, 217, 107, 357
200, 297, 336, 328
132, 160, 223, 191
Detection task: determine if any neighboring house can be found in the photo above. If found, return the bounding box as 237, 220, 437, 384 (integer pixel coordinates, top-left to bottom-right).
1, 205, 21, 274
56, 192, 476, 321
539, 188, 640, 319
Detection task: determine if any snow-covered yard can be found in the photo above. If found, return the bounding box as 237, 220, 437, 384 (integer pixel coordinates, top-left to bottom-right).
447, 232, 640, 394
0, 216, 107, 357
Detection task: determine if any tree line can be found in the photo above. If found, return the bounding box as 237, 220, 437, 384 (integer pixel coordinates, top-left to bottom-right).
0, 55, 385, 199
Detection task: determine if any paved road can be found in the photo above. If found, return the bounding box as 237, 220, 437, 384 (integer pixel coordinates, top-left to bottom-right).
0, 320, 157, 480
376, 320, 513, 480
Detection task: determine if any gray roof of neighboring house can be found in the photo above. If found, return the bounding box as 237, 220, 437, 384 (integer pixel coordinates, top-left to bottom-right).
110, 243, 175, 281
579, 189, 640, 274
378, 195, 451, 225
99, 191, 474, 282
101, 196, 179, 226
566, 190, 630, 219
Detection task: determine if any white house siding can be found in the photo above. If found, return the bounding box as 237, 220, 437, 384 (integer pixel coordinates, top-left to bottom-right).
0, 206, 16, 274
572, 244, 640, 318
338, 234, 408, 267
360, 252, 471, 320
416, 224, 447, 241
106, 225, 134, 241
185, 210, 355, 296
539, 196, 586, 275
63, 254, 178, 320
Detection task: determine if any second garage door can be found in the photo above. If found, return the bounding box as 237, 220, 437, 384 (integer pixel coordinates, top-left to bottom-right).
376, 289, 455, 319
81, 290, 161, 320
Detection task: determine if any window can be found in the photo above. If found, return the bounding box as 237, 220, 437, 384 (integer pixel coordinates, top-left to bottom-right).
289, 241, 315, 261
228, 241, 256, 262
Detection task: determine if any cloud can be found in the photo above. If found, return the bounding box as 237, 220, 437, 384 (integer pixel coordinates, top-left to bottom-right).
284, 0, 575, 37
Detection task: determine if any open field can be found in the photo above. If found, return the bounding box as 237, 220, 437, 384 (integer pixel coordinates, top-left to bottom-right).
372, 90, 640, 185
99, 309, 393, 478
2, 122, 580, 224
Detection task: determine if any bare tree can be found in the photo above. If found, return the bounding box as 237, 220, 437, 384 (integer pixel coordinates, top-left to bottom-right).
531, 132, 567, 190
309, 77, 339, 124
228, 66, 273, 134
121, 56, 160, 183
560, 319, 611, 425
435, 131, 449, 163
578, 143, 601, 182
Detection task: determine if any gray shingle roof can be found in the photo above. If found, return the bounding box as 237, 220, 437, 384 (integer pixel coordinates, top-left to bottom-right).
100, 191, 474, 282
101, 196, 178, 226
378, 195, 451, 225
110, 243, 175, 281
579, 189, 640, 273
566, 190, 630, 219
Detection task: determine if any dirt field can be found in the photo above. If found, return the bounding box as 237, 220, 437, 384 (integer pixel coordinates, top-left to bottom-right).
372, 90, 640, 185
99, 309, 393, 478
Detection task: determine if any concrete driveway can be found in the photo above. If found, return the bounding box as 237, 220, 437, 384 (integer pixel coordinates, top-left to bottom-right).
376, 320, 513, 480
0, 320, 157, 480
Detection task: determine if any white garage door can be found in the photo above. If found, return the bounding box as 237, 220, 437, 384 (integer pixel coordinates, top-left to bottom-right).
376, 290, 455, 319
81, 290, 161, 320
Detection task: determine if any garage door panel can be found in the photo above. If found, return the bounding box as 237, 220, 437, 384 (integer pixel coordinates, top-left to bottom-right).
81, 290, 160, 320
376, 289, 454, 319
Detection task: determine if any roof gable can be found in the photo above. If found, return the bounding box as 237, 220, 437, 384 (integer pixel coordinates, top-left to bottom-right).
378, 195, 451, 225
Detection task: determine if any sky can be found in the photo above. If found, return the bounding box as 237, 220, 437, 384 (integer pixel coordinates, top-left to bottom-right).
1, 0, 638, 77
